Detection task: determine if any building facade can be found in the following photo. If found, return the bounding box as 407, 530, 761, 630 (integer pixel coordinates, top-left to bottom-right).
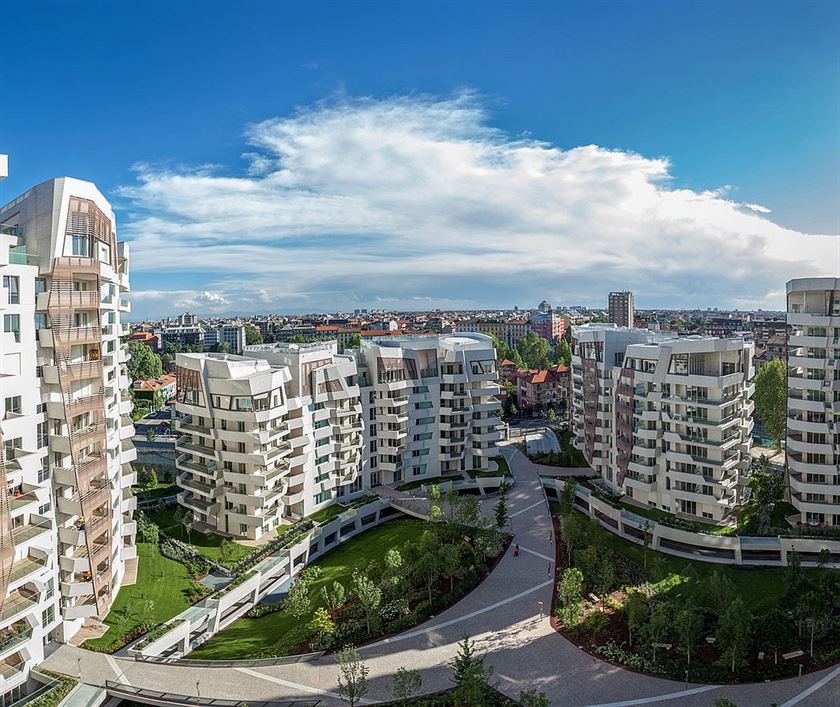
571, 324, 754, 523
608, 290, 635, 328
174, 342, 364, 539
786, 278, 840, 527
0, 174, 136, 697
353, 334, 502, 486
529, 308, 566, 342
516, 365, 570, 414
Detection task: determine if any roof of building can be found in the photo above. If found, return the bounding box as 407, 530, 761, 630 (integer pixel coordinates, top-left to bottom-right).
132, 373, 177, 393
517, 364, 569, 384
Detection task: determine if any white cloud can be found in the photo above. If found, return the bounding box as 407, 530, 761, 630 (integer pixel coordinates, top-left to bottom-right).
120, 92, 839, 316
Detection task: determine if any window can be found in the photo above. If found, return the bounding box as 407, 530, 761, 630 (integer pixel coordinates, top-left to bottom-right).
72, 234, 90, 257
34, 278, 47, 294
42, 606, 55, 627
240, 524, 248, 534
314, 490, 333, 504
3, 314, 20, 343
34, 313, 48, 330
39, 502, 51, 515
4, 396, 21, 417
3, 276, 19, 304
414, 401, 433, 410
38, 458, 50, 483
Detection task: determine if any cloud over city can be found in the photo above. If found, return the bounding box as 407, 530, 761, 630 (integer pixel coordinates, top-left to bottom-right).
120, 92, 839, 317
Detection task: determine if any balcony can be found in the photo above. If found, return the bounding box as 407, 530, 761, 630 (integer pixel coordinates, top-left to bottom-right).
11, 520, 50, 546
0, 590, 38, 622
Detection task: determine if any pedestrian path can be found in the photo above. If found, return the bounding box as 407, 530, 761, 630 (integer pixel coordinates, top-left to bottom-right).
41, 445, 840, 706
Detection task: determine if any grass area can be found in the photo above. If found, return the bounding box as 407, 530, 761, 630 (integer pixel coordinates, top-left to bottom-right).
190, 519, 422, 658
466, 455, 511, 479
133, 481, 178, 501
557, 428, 589, 467
306, 503, 347, 525
83, 543, 195, 651
550, 502, 811, 614
398, 474, 461, 491
150, 508, 251, 564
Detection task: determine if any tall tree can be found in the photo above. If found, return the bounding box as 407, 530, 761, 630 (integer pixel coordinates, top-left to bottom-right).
244, 323, 263, 345
756, 607, 790, 665
624, 590, 648, 647
798, 590, 831, 657
556, 339, 572, 367
351, 570, 382, 634
336, 645, 369, 707
450, 635, 496, 704
645, 601, 673, 662
556, 567, 584, 626
345, 333, 362, 349
516, 332, 552, 370
675, 604, 703, 666
494, 482, 510, 530
753, 359, 787, 450
391, 667, 422, 703
127, 340, 163, 381
716, 597, 753, 674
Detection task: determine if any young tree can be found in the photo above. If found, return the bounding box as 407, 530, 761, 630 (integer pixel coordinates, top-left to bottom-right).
450, 635, 496, 704
595, 553, 616, 596
391, 667, 422, 703
308, 607, 335, 650
798, 590, 831, 657
351, 570, 382, 634
756, 607, 790, 665
287, 575, 313, 619
218, 538, 235, 566
416, 532, 443, 606
641, 521, 653, 576
675, 604, 703, 666
345, 333, 362, 349
321, 581, 346, 613
716, 597, 753, 674
624, 590, 648, 647
560, 511, 587, 566
336, 645, 369, 707
127, 340, 163, 381
519, 689, 551, 707
384, 549, 404, 587
645, 601, 673, 662
174, 507, 193, 544
494, 482, 510, 530
546, 407, 557, 423
439, 543, 461, 593
753, 359, 787, 450
559, 478, 577, 515
556, 567, 584, 626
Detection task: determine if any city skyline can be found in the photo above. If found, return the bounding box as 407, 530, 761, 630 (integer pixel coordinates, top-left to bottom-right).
2, 1, 838, 319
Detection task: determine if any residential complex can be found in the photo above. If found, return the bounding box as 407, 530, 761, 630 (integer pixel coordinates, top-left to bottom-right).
0, 173, 136, 696
786, 277, 840, 527
171, 334, 503, 538
571, 324, 754, 523
608, 290, 635, 328
353, 334, 503, 486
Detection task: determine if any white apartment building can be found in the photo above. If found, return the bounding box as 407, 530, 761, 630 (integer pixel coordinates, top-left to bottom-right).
174, 342, 363, 539
571, 324, 754, 523
352, 334, 503, 486
0, 171, 135, 698
786, 278, 840, 527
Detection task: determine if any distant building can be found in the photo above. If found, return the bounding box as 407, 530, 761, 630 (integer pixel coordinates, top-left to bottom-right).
129, 330, 160, 352
219, 324, 246, 354
517, 365, 570, 414
132, 373, 177, 409
529, 307, 566, 342
608, 291, 635, 328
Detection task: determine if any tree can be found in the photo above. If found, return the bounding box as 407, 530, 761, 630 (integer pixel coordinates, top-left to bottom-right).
560, 478, 577, 515
624, 590, 648, 647
560, 512, 587, 565
556, 338, 572, 367
756, 607, 790, 665
716, 597, 753, 673
244, 324, 263, 346
798, 590, 831, 657
753, 359, 787, 450
416, 531, 444, 605
384, 549, 404, 587
146, 428, 157, 442
675, 604, 703, 666
127, 340, 163, 381
219, 538, 235, 566
450, 635, 496, 704
287, 574, 313, 619
519, 689, 551, 707
641, 521, 653, 576
595, 553, 616, 596
174, 507, 193, 544
351, 570, 382, 634
336, 645, 369, 707
489, 334, 512, 362
556, 567, 584, 626
308, 607, 335, 650
494, 482, 510, 530
345, 333, 362, 349
818, 547, 832, 571
391, 667, 422, 703
212, 341, 231, 354
545, 407, 557, 423
439, 543, 461, 593
321, 581, 346, 613
645, 601, 673, 662
516, 332, 552, 370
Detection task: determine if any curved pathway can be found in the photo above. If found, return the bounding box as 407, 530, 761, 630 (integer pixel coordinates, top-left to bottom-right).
43, 446, 840, 706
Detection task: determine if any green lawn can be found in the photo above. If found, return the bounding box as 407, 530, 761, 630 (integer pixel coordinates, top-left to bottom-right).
150, 508, 251, 564
306, 504, 348, 525
84, 542, 195, 651
616, 501, 735, 536
190, 519, 423, 659
468, 455, 511, 478
550, 502, 810, 614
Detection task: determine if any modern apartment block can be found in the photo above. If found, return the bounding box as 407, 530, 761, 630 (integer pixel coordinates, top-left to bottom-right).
174, 342, 363, 539
786, 277, 840, 527
352, 334, 503, 486
0, 173, 136, 697
608, 290, 635, 328
571, 324, 754, 523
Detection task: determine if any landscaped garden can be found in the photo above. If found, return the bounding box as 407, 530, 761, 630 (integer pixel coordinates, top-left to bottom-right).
548, 479, 840, 684
149, 507, 251, 564
82, 541, 198, 653
191, 487, 510, 659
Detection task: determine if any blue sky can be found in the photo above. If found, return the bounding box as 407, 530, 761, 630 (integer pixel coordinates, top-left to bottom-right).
1, 0, 838, 318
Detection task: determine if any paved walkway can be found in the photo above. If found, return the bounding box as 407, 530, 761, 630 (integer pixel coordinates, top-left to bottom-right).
42, 446, 840, 706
